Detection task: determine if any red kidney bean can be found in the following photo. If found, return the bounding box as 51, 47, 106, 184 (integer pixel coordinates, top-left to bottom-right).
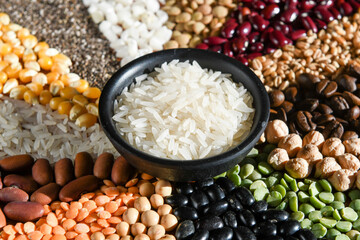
261, 4, 280, 19
93, 152, 114, 180
0, 208, 5, 229
269, 30, 291, 48
236, 21, 252, 37
314, 19, 327, 30
221, 22, 238, 39
0, 154, 34, 172
300, 0, 316, 10
59, 175, 100, 202
248, 32, 260, 44
314, 6, 334, 23
232, 36, 249, 53
32, 158, 53, 186
285, 0, 298, 10
247, 53, 262, 60
290, 30, 307, 41
224, 18, 237, 27
235, 55, 249, 66
252, 0, 266, 10
265, 47, 276, 54
329, 7, 342, 20
31, 183, 61, 205
203, 37, 228, 46
196, 43, 209, 50
249, 14, 269, 31
209, 45, 222, 53
54, 158, 74, 186
3, 174, 38, 193
74, 152, 94, 178
111, 156, 134, 186
237, 7, 252, 24
4, 201, 44, 222
250, 42, 264, 52
0, 177, 2, 190
273, 21, 291, 36
223, 42, 234, 58
0, 187, 29, 202
340, 2, 353, 15
300, 16, 318, 33
260, 27, 274, 42
349, 0, 360, 9
280, 8, 299, 23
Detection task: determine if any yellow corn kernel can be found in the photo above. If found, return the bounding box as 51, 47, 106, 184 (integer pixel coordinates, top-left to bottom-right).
9, 85, 28, 100
19, 68, 37, 83
38, 56, 53, 71
49, 80, 64, 96
22, 35, 38, 49
86, 103, 98, 117
59, 86, 79, 99
51, 62, 69, 75
46, 72, 60, 84
34, 41, 49, 53
52, 53, 72, 66
4, 62, 22, 79
69, 104, 87, 121
49, 97, 66, 110
0, 61, 9, 71
32, 73, 47, 86
75, 113, 97, 128
23, 90, 39, 105
39, 90, 52, 105
37, 48, 47, 59
17, 28, 30, 40
0, 71, 7, 84
70, 79, 89, 93
3, 78, 18, 94
0, 82, 3, 94
0, 43, 12, 55
83, 87, 101, 99
57, 101, 73, 115
4, 53, 19, 64
24, 61, 40, 71
26, 82, 43, 95
12, 45, 25, 58
72, 94, 88, 107
23, 49, 37, 62
0, 13, 10, 25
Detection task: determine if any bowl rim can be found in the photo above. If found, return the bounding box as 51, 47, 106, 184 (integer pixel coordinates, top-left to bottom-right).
99, 48, 269, 168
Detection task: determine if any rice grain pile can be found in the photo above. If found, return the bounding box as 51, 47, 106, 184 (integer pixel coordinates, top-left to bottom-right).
113, 60, 254, 160
0, 96, 118, 160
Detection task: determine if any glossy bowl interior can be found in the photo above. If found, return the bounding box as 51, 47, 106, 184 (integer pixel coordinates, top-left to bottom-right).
99, 48, 270, 181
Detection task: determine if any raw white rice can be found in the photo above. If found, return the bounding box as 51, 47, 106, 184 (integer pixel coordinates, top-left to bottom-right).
0, 96, 118, 162
113, 60, 255, 160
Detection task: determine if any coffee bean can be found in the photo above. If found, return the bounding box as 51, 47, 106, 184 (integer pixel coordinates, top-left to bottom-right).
285, 87, 302, 102
347, 106, 360, 121
317, 103, 333, 114
298, 73, 321, 89
289, 121, 301, 135
343, 91, 360, 106
321, 120, 344, 139
342, 131, 359, 140
295, 111, 316, 132
330, 96, 350, 113
348, 62, 360, 78
276, 108, 287, 122
336, 74, 357, 92
313, 114, 335, 125
298, 98, 319, 112
316, 80, 337, 98
281, 101, 294, 114
269, 90, 285, 108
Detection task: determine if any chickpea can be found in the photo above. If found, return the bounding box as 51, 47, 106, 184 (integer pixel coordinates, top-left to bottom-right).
141, 210, 160, 227
139, 182, 155, 197
107, 235, 120, 240
150, 194, 164, 209
159, 235, 176, 240
123, 208, 140, 225
322, 138, 345, 157
343, 138, 360, 156
116, 222, 130, 237
267, 148, 289, 170
285, 158, 312, 179
315, 157, 341, 178
296, 144, 323, 165
278, 133, 302, 157
134, 197, 152, 213
121, 236, 133, 240
147, 224, 165, 240
91, 232, 105, 240
328, 169, 356, 192
265, 120, 289, 144
160, 214, 178, 231
155, 180, 172, 196
337, 153, 360, 172
134, 234, 150, 240
131, 223, 147, 236
157, 204, 172, 216
303, 130, 325, 150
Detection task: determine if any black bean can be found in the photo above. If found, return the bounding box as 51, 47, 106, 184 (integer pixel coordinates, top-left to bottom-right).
175, 220, 195, 240
233, 226, 256, 240
173, 206, 198, 221
258, 209, 289, 222
195, 178, 214, 189
191, 229, 209, 240
205, 184, 225, 202
205, 200, 228, 216
263, 236, 284, 240
222, 211, 238, 228
294, 229, 317, 240
190, 191, 209, 209
175, 182, 194, 195
251, 200, 268, 213
283, 236, 297, 240
215, 177, 235, 193
277, 219, 301, 236
209, 227, 233, 240
195, 216, 224, 231
233, 187, 255, 206
165, 193, 188, 207
226, 194, 243, 212
253, 221, 277, 236
238, 209, 256, 227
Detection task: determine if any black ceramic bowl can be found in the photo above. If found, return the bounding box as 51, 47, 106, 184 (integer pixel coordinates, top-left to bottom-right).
99, 48, 269, 181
